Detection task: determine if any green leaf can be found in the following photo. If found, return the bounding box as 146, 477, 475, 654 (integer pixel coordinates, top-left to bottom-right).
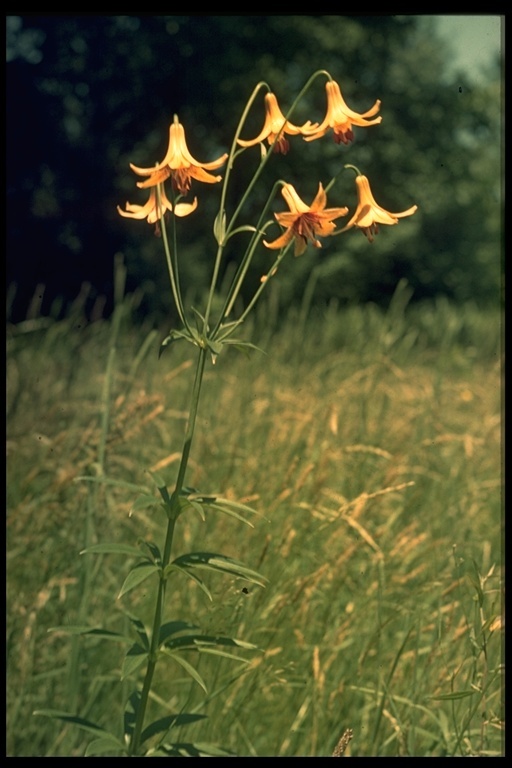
137, 539, 162, 565
127, 613, 150, 650
188, 326, 204, 346
207, 339, 224, 356
190, 305, 206, 325
222, 338, 266, 356
203, 502, 255, 527
140, 713, 207, 746
188, 494, 265, 526
74, 476, 150, 494
153, 741, 236, 756
158, 328, 198, 358
162, 633, 258, 653
176, 496, 206, 521
80, 543, 144, 558
148, 470, 167, 490
213, 209, 226, 244
224, 225, 258, 243
427, 690, 476, 701
124, 690, 140, 740
166, 564, 213, 600
85, 735, 127, 756
160, 650, 208, 693
130, 494, 162, 512
118, 563, 160, 599
158, 620, 199, 646
195, 647, 254, 664
33, 709, 111, 738
47, 625, 133, 644
121, 643, 148, 680
170, 552, 268, 588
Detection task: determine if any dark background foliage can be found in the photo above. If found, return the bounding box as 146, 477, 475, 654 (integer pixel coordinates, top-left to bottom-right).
6, 15, 502, 324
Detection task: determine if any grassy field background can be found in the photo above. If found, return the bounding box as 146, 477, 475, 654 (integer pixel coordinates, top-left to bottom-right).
6, 288, 503, 756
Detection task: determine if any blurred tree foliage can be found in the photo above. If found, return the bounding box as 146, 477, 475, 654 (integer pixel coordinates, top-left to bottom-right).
6, 15, 502, 323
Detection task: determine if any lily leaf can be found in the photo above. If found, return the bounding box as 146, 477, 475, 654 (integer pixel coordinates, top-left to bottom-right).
118, 563, 160, 599
185, 494, 263, 527
224, 225, 258, 242
121, 643, 148, 680
137, 538, 162, 565
161, 633, 258, 653
159, 328, 198, 358
130, 494, 162, 512
170, 552, 268, 588
85, 735, 127, 756
221, 338, 266, 356
166, 563, 213, 600
213, 209, 226, 244
158, 620, 199, 646
207, 339, 224, 356
74, 476, 150, 494
160, 650, 208, 693
33, 709, 111, 738
47, 625, 133, 644
80, 543, 145, 558
151, 741, 236, 757
140, 713, 207, 746
176, 495, 206, 521
127, 613, 150, 650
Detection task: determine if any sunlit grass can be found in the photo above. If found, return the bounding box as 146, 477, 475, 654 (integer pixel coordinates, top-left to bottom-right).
6, 294, 503, 756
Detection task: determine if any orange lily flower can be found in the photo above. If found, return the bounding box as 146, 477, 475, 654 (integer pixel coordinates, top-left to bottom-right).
303, 80, 382, 145
129, 115, 228, 195
264, 183, 348, 257
117, 186, 198, 223
237, 92, 314, 154
338, 175, 417, 242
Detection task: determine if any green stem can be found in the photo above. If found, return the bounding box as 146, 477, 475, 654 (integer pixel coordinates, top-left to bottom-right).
223, 69, 331, 245
204, 69, 329, 334
158, 184, 190, 333
202, 82, 270, 332
212, 181, 285, 332
226, 241, 292, 332
128, 345, 207, 756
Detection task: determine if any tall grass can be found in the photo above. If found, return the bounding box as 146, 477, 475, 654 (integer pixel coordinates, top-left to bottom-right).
6, 294, 503, 756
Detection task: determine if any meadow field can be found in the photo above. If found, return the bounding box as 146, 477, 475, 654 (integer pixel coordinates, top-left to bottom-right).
6, 292, 503, 756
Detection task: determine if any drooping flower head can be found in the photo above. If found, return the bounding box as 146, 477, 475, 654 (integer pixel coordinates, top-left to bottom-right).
303, 80, 382, 145
264, 183, 348, 257
338, 173, 417, 242
129, 115, 228, 195
237, 92, 314, 155
117, 186, 198, 224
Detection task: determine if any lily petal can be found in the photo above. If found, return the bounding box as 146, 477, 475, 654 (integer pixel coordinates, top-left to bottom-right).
264, 182, 348, 257
338, 175, 417, 240
303, 80, 382, 144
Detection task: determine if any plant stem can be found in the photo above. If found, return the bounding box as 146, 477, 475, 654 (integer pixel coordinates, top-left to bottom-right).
128, 345, 207, 755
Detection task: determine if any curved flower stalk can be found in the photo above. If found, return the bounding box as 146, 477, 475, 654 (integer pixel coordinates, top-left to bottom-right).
117, 186, 198, 223
130, 114, 228, 194
338, 170, 417, 242
237, 92, 315, 154
264, 183, 348, 257
303, 79, 382, 145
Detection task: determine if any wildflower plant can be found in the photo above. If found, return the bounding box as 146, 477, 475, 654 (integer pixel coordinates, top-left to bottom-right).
37, 70, 417, 756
